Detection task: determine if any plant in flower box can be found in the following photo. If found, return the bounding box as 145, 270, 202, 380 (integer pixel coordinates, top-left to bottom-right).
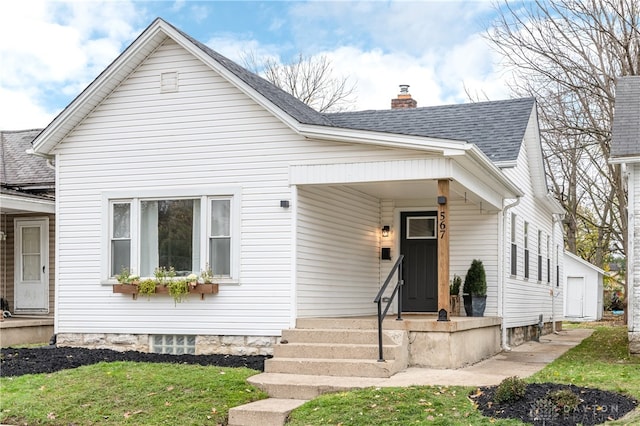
199, 265, 214, 284
186, 273, 198, 289
115, 267, 132, 284
167, 279, 189, 304
138, 278, 157, 297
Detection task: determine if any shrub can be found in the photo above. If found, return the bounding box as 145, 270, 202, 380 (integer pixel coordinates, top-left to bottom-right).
494, 376, 527, 403
450, 274, 462, 295
546, 388, 580, 411
463, 259, 487, 296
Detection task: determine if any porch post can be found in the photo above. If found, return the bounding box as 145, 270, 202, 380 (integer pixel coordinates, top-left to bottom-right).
437, 179, 450, 321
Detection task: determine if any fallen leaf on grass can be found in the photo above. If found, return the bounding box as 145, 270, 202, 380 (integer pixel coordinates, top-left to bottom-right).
166, 385, 174, 391
165, 401, 172, 406
47, 412, 56, 420
211, 407, 218, 414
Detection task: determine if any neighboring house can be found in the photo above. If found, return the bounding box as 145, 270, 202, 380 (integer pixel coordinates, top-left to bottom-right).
610, 75, 640, 356
31, 18, 564, 358
564, 251, 604, 321
0, 129, 55, 346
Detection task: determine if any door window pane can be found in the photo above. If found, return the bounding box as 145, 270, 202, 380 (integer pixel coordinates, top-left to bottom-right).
22, 227, 41, 281
406, 217, 435, 239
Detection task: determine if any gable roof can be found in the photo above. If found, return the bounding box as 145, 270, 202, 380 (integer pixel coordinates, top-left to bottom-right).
1, 129, 53, 188
325, 98, 535, 164
610, 76, 640, 161
168, 21, 333, 128
33, 18, 533, 170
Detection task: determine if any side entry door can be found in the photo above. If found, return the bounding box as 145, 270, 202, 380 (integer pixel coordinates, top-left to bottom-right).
14, 218, 49, 313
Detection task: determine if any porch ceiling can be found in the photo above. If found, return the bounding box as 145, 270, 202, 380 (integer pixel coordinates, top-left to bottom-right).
290, 157, 511, 211
345, 180, 499, 212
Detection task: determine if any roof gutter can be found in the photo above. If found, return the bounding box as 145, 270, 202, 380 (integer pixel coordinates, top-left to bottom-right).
26, 148, 55, 169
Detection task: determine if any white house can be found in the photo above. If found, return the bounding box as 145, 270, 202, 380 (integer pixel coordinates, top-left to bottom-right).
610, 75, 640, 356
564, 251, 604, 321
31, 18, 565, 366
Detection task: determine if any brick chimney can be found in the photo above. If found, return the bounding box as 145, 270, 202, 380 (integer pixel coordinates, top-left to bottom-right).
391, 84, 417, 109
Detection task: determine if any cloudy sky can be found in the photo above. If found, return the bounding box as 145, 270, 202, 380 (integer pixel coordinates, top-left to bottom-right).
0, 0, 516, 130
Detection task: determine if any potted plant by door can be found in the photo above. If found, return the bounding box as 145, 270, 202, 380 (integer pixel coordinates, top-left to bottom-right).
449, 274, 462, 316
463, 259, 487, 317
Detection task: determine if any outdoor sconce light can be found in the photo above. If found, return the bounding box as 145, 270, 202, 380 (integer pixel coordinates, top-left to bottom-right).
381, 225, 390, 237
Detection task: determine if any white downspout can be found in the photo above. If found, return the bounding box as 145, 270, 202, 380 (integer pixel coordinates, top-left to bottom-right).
500, 197, 521, 351
550, 213, 564, 334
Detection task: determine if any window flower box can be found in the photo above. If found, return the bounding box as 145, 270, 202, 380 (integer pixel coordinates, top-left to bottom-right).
112, 283, 219, 300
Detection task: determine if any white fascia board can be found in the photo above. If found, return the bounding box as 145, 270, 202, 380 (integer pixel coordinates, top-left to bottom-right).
539, 193, 565, 215
0, 194, 55, 214
163, 25, 304, 132
609, 155, 640, 165
33, 22, 168, 155
464, 145, 524, 198
564, 250, 605, 275
297, 123, 471, 154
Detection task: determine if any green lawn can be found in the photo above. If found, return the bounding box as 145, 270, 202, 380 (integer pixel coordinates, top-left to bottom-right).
286, 325, 640, 425
0, 361, 267, 425
1, 325, 638, 425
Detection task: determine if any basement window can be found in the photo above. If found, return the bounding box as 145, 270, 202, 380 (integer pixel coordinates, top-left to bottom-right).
151, 335, 196, 354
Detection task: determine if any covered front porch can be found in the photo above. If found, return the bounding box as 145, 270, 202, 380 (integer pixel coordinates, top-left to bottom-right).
292, 153, 522, 322
0, 314, 54, 347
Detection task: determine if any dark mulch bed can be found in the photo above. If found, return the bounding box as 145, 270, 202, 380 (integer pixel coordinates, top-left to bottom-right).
470, 383, 638, 425
0, 346, 268, 377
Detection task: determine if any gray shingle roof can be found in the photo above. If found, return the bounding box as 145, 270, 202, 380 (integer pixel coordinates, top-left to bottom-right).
166, 20, 334, 127
611, 76, 640, 158
1, 129, 53, 187
324, 98, 536, 163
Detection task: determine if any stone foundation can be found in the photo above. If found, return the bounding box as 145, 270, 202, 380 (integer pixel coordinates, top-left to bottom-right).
507, 321, 560, 347
630, 331, 640, 356
56, 333, 278, 356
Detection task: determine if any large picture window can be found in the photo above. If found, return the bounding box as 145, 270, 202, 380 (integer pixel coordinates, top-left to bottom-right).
106, 192, 236, 281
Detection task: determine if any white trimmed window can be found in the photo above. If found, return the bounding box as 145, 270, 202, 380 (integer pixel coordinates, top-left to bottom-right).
104, 188, 239, 281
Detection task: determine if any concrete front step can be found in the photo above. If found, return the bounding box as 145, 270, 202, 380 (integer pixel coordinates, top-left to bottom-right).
274, 341, 399, 360
264, 357, 402, 378
248, 372, 381, 399
228, 398, 307, 426
281, 328, 399, 345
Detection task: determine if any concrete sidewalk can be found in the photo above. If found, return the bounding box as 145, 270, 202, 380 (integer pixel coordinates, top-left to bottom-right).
229, 328, 594, 425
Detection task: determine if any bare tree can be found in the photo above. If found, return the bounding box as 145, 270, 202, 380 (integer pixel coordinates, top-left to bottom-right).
487, 0, 639, 322
243, 52, 357, 113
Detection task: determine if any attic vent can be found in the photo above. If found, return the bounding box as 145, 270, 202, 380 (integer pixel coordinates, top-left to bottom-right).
160, 71, 178, 93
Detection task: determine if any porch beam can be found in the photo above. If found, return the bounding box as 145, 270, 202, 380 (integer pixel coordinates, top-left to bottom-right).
437, 179, 450, 321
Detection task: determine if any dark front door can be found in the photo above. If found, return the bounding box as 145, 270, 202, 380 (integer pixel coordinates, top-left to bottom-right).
401, 211, 438, 312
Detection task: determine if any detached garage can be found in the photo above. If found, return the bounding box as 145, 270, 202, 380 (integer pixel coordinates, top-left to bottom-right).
564, 251, 604, 321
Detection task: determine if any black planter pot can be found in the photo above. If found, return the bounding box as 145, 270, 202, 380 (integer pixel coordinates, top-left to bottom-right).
463, 295, 487, 317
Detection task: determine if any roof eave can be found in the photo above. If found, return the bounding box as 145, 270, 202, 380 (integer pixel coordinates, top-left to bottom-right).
609, 155, 640, 165
297, 123, 472, 155
33, 18, 169, 155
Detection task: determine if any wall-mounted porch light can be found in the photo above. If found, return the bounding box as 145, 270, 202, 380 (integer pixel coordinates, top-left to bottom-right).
381, 225, 390, 238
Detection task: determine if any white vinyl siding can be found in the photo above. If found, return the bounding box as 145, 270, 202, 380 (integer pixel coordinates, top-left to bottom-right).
52, 39, 408, 336
501, 115, 563, 329
296, 186, 381, 317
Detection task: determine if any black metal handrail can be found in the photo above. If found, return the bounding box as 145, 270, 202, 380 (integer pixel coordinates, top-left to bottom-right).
373, 254, 404, 362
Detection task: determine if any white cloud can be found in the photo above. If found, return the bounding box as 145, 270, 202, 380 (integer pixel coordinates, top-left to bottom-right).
0, 0, 144, 129
0, 87, 54, 130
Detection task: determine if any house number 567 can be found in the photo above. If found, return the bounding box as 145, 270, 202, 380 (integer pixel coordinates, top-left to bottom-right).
439, 211, 446, 239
